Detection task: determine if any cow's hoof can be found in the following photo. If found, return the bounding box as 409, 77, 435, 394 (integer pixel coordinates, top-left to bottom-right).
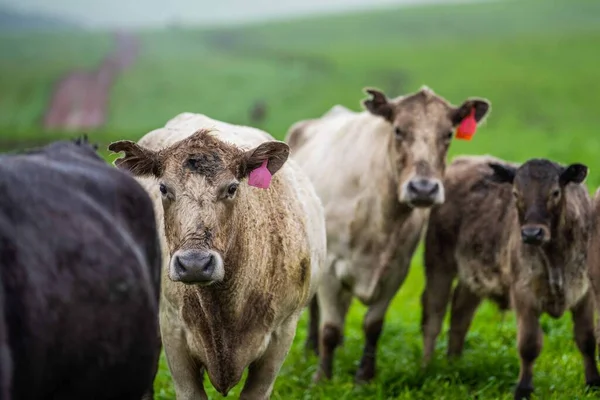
514, 385, 534, 400
586, 377, 600, 389
355, 365, 375, 384
312, 370, 329, 384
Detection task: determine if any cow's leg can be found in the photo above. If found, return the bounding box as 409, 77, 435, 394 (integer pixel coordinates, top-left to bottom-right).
571, 291, 600, 387
160, 312, 207, 400
421, 257, 456, 365
514, 306, 542, 400
355, 255, 413, 383
447, 282, 482, 359
240, 314, 299, 400
305, 294, 320, 355
141, 329, 162, 400
314, 263, 353, 382
354, 298, 388, 383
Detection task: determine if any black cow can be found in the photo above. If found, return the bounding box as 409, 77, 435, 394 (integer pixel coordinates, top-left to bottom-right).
0, 137, 162, 400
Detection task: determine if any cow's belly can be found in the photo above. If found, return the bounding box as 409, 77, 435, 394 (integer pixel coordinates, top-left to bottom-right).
329, 216, 426, 306
333, 255, 381, 305
332, 247, 414, 306
456, 257, 509, 299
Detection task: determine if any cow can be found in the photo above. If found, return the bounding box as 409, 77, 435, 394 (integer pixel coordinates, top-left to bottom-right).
421, 155, 600, 399
284, 86, 491, 382
109, 112, 326, 400
0, 136, 162, 400
587, 189, 600, 354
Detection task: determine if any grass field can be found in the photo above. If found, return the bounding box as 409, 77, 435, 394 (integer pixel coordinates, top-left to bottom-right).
3, 0, 600, 398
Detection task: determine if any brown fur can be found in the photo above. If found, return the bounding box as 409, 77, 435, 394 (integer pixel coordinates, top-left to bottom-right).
587, 189, 600, 348
284, 86, 491, 382
110, 113, 326, 400
422, 155, 599, 399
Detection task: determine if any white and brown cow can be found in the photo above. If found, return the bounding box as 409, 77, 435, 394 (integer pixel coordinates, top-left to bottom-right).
109, 113, 326, 400
285, 86, 491, 382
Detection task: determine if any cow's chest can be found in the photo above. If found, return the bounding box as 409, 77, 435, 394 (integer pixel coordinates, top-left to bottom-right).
181, 304, 274, 391
513, 253, 589, 317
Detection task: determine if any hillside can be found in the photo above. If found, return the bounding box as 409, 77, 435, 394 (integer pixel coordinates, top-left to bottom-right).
0, 6, 79, 31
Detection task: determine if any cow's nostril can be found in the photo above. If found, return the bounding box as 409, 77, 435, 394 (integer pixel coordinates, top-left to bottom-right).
199, 254, 214, 273
174, 255, 186, 273
407, 181, 418, 193
428, 182, 440, 195
521, 227, 545, 244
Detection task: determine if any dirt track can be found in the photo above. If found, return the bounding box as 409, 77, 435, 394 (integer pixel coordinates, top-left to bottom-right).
43, 31, 139, 131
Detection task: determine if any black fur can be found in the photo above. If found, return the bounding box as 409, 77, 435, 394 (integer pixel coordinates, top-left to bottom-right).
0, 139, 162, 400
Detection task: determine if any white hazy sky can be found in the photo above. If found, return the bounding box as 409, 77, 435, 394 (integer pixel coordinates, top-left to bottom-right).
3, 0, 481, 29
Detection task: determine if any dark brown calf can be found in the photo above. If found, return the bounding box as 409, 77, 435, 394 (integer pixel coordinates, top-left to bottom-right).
587, 189, 600, 352
421, 155, 599, 400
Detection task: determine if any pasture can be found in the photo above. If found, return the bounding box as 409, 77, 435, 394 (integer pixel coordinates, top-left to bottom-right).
1, 0, 600, 398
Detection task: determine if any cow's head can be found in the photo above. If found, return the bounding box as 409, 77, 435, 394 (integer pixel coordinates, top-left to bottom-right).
488, 159, 588, 245
362, 86, 490, 207
109, 129, 290, 286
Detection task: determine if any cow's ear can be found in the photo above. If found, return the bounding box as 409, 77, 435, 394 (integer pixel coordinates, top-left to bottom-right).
488, 162, 516, 184
560, 163, 588, 186
239, 141, 289, 179
362, 88, 393, 122
451, 98, 491, 126
108, 140, 163, 177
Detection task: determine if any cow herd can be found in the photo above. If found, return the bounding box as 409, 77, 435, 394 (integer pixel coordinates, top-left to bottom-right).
1, 85, 599, 400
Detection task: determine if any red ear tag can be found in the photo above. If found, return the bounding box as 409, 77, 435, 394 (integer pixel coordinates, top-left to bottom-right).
456, 107, 477, 141
248, 160, 272, 189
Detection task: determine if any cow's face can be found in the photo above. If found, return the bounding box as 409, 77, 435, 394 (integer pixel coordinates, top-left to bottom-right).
489, 159, 588, 245
109, 130, 289, 286
363, 86, 490, 208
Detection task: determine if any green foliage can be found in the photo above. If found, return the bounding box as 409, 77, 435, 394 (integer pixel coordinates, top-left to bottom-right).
2, 0, 600, 398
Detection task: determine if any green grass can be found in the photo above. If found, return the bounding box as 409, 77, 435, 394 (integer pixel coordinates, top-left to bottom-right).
3, 0, 600, 398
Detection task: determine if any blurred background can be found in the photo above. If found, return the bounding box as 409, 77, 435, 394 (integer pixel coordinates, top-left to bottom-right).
2, 0, 599, 182
1, 0, 600, 398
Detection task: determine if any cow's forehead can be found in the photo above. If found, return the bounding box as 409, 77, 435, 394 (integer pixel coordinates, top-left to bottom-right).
397, 91, 451, 116
161, 135, 242, 184
392, 95, 453, 136
517, 160, 561, 184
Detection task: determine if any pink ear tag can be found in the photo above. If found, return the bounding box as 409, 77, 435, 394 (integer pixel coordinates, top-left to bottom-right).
248, 160, 272, 189
456, 107, 477, 141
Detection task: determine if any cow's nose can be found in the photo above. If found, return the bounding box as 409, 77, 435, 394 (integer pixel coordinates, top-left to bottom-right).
172, 251, 215, 284
521, 226, 545, 245
407, 179, 440, 198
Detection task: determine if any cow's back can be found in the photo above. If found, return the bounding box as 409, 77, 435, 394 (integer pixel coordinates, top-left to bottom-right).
0, 143, 161, 400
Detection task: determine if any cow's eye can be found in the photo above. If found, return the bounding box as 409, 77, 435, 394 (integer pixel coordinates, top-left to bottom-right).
227, 183, 238, 197
394, 127, 404, 139
445, 131, 454, 140
552, 189, 560, 198
159, 183, 167, 195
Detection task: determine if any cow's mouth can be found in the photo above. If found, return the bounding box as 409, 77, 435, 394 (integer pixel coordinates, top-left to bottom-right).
408, 198, 436, 208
